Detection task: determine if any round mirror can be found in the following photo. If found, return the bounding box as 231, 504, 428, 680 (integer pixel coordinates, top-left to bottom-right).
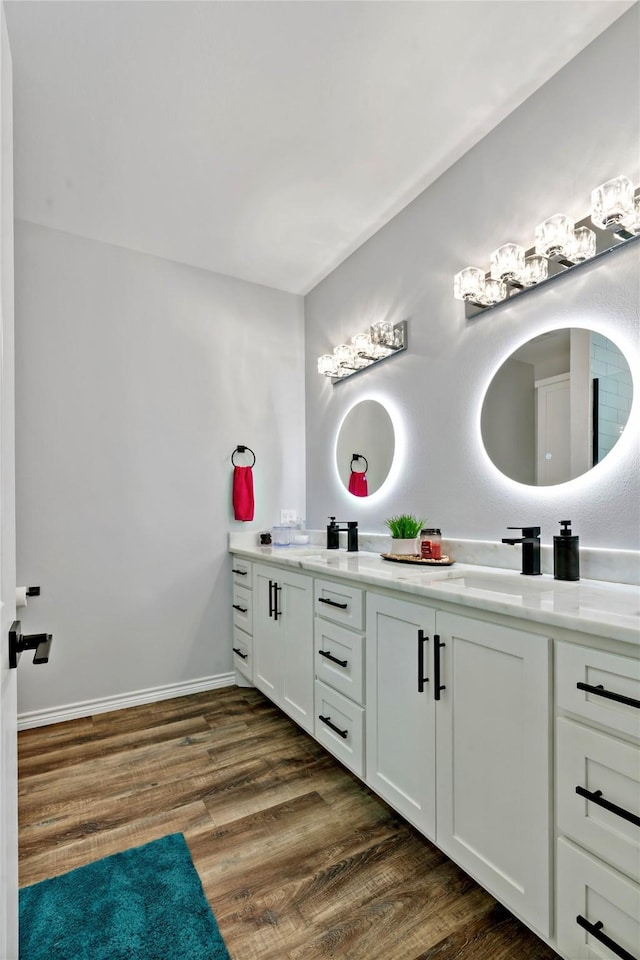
481, 328, 632, 485
336, 400, 395, 497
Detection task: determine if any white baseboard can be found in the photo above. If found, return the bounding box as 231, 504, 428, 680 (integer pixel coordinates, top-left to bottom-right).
17, 672, 236, 730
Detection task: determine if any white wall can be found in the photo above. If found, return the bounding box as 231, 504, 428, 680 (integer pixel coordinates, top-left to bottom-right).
305, 8, 640, 550
15, 222, 305, 716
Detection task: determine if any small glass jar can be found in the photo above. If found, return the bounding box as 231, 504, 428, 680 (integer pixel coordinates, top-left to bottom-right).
420, 528, 442, 560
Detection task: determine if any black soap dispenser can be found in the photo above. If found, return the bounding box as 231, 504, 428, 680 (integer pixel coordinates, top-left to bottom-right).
554, 521, 580, 581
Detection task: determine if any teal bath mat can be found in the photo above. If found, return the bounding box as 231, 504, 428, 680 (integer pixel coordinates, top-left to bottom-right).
19, 833, 230, 960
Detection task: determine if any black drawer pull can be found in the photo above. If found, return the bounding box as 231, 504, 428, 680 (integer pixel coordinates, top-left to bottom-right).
577, 681, 640, 710
434, 634, 446, 701
575, 786, 640, 828
318, 715, 348, 739
576, 915, 637, 960
418, 629, 429, 693
232, 568, 248, 576
232, 604, 248, 613
319, 649, 348, 668
232, 647, 248, 660
318, 597, 348, 610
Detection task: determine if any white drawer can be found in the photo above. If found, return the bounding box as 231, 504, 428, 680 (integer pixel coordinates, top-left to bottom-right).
556, 642, 640, 740
231, 557, 252, 587
557, 717, 640, 882
314, 680, 364, 778
232, 583, 252, 633
232, 625, 252, 681
314, 579, 364, 631
557, 838, 640, 960
314, 619, 364, 705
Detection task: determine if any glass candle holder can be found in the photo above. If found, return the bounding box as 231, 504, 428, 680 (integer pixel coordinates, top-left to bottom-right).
490, 243, 525, 282
535, 214, 575, 258
522, 255, 548, 286
591, 175, 635, 230
569, 226, 596, 263
453, 266, 485, 302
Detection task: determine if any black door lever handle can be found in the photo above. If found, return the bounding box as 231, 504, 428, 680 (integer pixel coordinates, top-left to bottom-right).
9, 620, 53, 668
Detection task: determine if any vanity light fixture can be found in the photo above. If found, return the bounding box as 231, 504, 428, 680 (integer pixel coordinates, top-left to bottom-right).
454, 175, 640, 318
317, 320, 408, 384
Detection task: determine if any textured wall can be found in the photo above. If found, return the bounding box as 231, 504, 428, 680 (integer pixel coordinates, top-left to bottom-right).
305, 9, 640, 550
15, 223, 305, 714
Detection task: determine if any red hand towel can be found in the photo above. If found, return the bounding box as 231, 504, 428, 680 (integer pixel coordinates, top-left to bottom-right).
348, 471, 368, 497
233, 465, 255, 521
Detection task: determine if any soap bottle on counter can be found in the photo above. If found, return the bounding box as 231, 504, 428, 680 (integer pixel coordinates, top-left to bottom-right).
553, 520, 579, 581
420, 528, 442, 561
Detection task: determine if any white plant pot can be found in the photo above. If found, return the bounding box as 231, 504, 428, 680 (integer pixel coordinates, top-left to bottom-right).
391, 537, 418, 556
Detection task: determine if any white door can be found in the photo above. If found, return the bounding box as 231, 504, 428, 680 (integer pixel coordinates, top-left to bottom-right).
365, 593, 437, 840
435, 612, 551, 937
536, 373, 570, 484
0, 6, 17, 956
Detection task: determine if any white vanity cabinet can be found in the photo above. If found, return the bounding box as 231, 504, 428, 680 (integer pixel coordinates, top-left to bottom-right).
555, 642, 640, 960
252, 562, 314, 734
314, 578, 366, 776
366, 594, 551, 936
231, 557, 253, 681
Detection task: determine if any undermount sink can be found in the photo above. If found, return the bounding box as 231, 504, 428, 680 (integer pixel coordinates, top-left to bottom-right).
430, 572, 560, 596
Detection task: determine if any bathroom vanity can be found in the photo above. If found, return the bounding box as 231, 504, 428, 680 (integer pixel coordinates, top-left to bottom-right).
229, 541, 640, 960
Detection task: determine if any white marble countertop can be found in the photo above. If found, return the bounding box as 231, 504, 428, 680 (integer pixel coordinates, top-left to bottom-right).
230, 541, 640, 647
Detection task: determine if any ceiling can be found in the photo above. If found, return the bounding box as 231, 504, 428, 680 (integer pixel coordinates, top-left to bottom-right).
5, 1, 635, 295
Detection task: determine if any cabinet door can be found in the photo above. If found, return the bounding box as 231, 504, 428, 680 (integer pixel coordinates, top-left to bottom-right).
366, 593, 437, 839
253, 564, 281, 702
280, 570, 314, 734
436, 612, 551, 937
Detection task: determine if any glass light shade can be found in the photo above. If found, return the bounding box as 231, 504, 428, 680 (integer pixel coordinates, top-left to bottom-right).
591, 175, 635, 230
370, 320, 394, 346
453, 266, 485, 302
369, 342, 393, 359
352, 353, 374, 370
333, 343, 356, 368
522, 255, 548, 286
625, 195, 640, 234
535, 214, 575, 258
481, 278, 506, 305
351, 332, 373, 355
490, 243, 525, 282
317, 354, 338, 377
569, 226, 596, 263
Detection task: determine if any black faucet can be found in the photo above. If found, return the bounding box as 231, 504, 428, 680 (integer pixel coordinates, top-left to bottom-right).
501, 526, 541, 575
326, 517, 359, 552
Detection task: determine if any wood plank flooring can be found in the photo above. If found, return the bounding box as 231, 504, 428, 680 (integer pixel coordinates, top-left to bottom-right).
18, 685, 558, 959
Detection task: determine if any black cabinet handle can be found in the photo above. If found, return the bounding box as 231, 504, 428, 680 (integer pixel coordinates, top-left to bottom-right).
232, 604, 248, 613
575, 786, 640, 828
318, 597, 348, 610
232, 568, 248, 576
232, 647, 248, 660
268, 580, 274, 618
273, 584, 281, 621
434, 634, 446, 701
418, 629, 429, 693
576, 916, 637, 960
577, 681, 640, 710
319, 649, 348, 668
318, 715, 348, 739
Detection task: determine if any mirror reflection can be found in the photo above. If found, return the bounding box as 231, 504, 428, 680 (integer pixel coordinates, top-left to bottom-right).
481, 329, 632, 486
336, 400, 395, 497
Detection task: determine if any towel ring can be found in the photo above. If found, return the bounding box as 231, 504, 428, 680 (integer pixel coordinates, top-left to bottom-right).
232, 445, 256, 467
350, 453, 368, 474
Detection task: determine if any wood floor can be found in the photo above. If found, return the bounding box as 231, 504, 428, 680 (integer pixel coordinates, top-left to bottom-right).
18, 685, 558, 959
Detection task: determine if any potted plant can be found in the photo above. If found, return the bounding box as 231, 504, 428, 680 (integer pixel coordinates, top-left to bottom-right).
385, 514, 425, 556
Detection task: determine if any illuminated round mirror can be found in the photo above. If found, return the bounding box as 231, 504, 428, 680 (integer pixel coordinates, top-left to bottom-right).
336, 400, 395, 497
481, 328, 632, 485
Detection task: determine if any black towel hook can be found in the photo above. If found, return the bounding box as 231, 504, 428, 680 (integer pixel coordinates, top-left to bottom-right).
232, 445, 256, 467
350, 453, 368, 474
